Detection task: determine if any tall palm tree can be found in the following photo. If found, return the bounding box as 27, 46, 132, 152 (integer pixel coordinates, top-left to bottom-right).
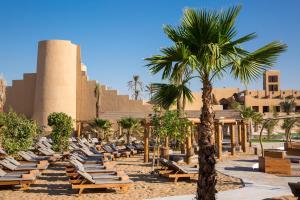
281, 118, 298, 142
146, 6, 287, 199
94, 83, 101, 118
128, 75, 143, 100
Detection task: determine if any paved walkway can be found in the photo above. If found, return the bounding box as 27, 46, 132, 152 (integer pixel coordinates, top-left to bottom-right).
149, 155, 298, 200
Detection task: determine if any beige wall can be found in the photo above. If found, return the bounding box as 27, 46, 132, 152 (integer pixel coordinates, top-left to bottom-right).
32, 40, 78, 127
4, 73, 36, 117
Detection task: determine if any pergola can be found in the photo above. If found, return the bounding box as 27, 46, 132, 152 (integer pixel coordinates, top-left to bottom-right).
141, 109, 250, 162
185, 110, 249, 160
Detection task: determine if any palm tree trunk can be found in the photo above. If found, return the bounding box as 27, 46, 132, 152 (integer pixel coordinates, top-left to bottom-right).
127, 129, 131, 144
197, 79, 216, 200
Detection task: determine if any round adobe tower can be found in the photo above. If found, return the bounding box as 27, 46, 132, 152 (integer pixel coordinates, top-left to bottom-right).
32, 40, 77, 128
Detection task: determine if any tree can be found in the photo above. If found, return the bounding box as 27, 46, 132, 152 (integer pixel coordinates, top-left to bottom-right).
91, 118, 112, 142
280, 98, 296, 115
145, 6, 286, 199
281, 118, 298, 142
145, 84, 155, 100
264, 119, 278, 140
128, 75, 143, 100
94, 83, 101, 118
0, 75, 6, 112
118, 117, 141, 144
240, 106, 263, 146
48, 112, 73, 152
1, 110, 38, 155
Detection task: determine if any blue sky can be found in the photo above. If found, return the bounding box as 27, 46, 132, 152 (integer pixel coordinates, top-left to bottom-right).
0, 0, 299, 98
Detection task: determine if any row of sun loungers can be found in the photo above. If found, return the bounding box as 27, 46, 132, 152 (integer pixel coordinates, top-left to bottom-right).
66, 150, 133, 195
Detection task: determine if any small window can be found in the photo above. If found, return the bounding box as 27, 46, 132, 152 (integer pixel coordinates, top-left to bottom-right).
252, 106, 259, 112
296, 106, 300, 112
269, 85, 278, 91
263, 106, 269, 113
274, 106, 280, 112
268, 75, 278, 82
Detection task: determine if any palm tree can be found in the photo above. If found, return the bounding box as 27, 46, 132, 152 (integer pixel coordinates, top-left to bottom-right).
281, 98, 296, 115
145, 84, 155, 100
0, 75, 6, 112
91, 118, 112, 142
145, 6, 287, 199
128, 75, 143, 100
240, 106, 263, 146
94, 83, 101, 118
281, 118, 298, 142
118, 117, 141, 144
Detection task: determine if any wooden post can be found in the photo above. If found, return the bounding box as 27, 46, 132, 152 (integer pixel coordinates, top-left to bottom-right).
230, 124, 236, 156
238, 124, 242, 145
242, 122, 247, 153
216, 124, 222, 159
77, 122, 81, 138
144, 125, 149, 163
186, 124, 193, 164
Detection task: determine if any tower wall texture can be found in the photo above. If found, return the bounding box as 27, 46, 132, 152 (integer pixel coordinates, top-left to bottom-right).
32, 40, 78, 127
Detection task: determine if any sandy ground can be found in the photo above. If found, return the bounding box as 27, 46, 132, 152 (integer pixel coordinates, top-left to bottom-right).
0, 155, 243, 200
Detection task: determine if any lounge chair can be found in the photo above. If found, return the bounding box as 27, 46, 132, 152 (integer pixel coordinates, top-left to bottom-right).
0, 159, 45, 174
125, 144, 138, 155
0, 169, 36, 189
110, 144, 131, 157
133, 143, 144, 153
71, 170, 133, 195
158, 158, 198, 182
2, 157, 48, 170
102, 145, 121, 158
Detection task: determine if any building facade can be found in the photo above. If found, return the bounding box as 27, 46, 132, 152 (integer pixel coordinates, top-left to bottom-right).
4, 40, 152, 128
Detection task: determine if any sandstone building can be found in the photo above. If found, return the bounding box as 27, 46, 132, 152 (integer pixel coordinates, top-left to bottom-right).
4, 40, 152, 128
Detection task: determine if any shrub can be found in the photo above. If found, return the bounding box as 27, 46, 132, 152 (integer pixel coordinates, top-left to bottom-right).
1, 110, 38, 155
48, 112, 73, 152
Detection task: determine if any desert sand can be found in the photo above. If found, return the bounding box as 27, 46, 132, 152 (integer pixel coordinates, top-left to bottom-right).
0, 155, 243, 200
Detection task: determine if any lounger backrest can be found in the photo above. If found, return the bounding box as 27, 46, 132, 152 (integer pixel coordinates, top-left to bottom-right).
38, 148, 52, 156
5, 157, 21, 166
81, 148, 93, 156
42, 141, 52, 148
0, 160, 17, 170
27, 151, 38, 158
102, 145, 113, 153
0, 169, 7, 176
167, 160, 189, 174
77, 170, 96, 183
19, 151, 33, 161
0, 149, 7, 155
159, 158, 169, 167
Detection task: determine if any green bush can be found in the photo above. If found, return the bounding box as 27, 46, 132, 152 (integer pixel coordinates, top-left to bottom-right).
48, 112, 73, 152
1, 110, 38, 155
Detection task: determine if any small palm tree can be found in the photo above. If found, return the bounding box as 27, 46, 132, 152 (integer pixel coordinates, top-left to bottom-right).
118, 117, 141, 144
281, 98, 296, 115
145, 6, 287, 199
94, 83, 101, 118
282, 118, 298, 142
91, 118, 112, 142
128, 75, 143, 100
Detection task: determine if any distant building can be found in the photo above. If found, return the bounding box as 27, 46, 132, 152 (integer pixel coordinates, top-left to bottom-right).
184, 70, 300, 115
4, 40, 152, 128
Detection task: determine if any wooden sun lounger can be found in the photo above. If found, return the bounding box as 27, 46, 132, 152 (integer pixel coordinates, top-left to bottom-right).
102, 145, 121, 158
0, 160, 43, 175
110, 144, 131, 157
71, 170, 133, 195
158, 158, 198, 182
0, 173, 36, 190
